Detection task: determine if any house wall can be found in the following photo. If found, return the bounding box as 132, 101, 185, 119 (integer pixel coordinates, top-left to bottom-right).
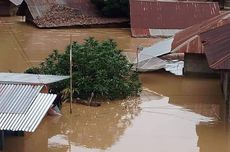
0, 1, 18, 16
0, 1, 10, 16
221, 72, 230, 101
184, 53, 216, 75
220, 71, 230, 120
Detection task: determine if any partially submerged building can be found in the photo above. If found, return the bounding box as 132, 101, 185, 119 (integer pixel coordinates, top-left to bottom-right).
17, 0, 128, 28
0, 73, 69, 150
130, 0, 220, 37
199, 24, 230, 105
0, 0, 23, 16
171, 11, 230, 74
169, 11, 230, 111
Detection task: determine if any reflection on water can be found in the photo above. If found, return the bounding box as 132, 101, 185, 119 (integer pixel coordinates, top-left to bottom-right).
5, 87, 229, 152
1, 16, 230, 152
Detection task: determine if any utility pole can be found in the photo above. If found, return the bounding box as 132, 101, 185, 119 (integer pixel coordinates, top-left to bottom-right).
70, 35, 73, 114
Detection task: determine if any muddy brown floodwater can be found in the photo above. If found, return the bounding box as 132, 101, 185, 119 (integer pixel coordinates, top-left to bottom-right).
1, 17, 230, 152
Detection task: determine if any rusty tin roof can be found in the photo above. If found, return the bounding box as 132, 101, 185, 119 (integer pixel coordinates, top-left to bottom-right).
130, 0, 220, 37
200, 24, 230, 70
172, 11, 230, 54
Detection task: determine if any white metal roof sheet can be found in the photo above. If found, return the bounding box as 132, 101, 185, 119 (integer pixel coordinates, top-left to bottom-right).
135, 38, 173, 63
0, 73, 69, 85
9, 0, 23, 6
0, 84, 57, 132
0, 84, 43, 114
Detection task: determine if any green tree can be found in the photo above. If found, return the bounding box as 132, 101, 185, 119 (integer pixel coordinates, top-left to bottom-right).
25, 38, 141, 100
91, 0, 129, 17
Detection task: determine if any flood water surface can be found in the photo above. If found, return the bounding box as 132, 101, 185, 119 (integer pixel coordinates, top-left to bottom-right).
4, 74, 229, 152
0, 16, 158, 72
1, 17, 230, 152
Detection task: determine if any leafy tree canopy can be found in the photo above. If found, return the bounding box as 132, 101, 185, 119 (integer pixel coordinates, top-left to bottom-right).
91, 0, 129, 17
25, 37, 141, 100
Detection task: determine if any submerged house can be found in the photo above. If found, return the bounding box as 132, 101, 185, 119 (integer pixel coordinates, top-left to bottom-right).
0, 0, 23, 16
130, 0, 220, 37
171, 11, 230, 75
0, 73, 69, 150
170, 12, 230, 110
199, 24, 230, 104
17, 0, 128, 28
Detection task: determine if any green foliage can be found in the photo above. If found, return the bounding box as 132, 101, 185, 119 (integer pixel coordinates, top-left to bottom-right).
25, 37, 141, 100
91, 0, 129, 17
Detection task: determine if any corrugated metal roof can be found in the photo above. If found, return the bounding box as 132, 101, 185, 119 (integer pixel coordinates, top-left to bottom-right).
172, 11, 230, 53
137, 57, 167, 72
0, 84, 43, 114
136, 38, 173, 63
130, 0, 220, 37
0, 86, 56, 132
0, 73, 69, 84
131, 0, 220, 29
200, 24, 230, 70
9, 0, 23, 6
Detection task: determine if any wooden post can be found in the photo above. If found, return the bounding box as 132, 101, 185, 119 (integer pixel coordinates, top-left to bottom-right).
69, 35, 73, 114
223, 72, 229, 102
222, 72, 230, 120
0, 131, 4, 151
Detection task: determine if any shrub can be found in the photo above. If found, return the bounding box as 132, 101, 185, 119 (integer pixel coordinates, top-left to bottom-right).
25, 37, 141, 100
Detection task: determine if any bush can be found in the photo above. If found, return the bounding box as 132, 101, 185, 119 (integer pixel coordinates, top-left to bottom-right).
25, 37, 141, 100
91, 0, 129, 17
